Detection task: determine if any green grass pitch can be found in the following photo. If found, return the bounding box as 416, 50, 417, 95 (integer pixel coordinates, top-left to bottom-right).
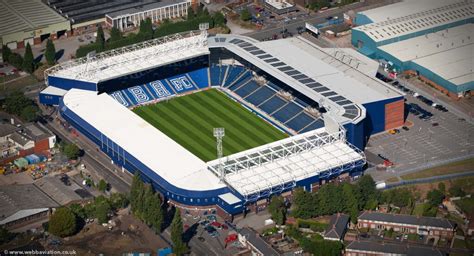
133, 89, 287, 161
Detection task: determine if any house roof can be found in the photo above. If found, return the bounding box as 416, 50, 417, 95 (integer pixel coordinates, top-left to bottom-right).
358, 211, 455, 229
324, 213, 349, 240
346, 240, 445, 256
0, 123, 16, 137
239, 227, 280, 256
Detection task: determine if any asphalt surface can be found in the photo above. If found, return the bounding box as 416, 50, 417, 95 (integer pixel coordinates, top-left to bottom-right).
243, 1, 374, 41
366, 77, 474, 182
43, 116, 131, 194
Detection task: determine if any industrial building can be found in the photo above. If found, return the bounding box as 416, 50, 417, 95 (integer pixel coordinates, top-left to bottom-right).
38, 31, 404, 218
0, 0, 70, 49
0, 184, 58, 230
351, 0, 474, 98
46, 0, 195, 35
105, 0, 193, 32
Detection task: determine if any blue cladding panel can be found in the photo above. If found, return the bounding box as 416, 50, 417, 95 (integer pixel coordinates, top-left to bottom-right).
344, 121, 365, 150
48, 76, 97, 91
39, 93, 62, 105
354, 13, 374, 26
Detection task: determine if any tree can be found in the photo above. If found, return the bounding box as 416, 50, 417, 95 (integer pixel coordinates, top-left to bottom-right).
342, 183, 360, 223
0, 226, 15, 244
170, 208, 187, 256
438, 182, 445, 193
109, 193, 129, 210
95, 199, 111, 224
2, 45, 12, 63
45, 39, 56, 65
138, 18, 153, 40
187, 6, 195, 20
109, 27, 122, 42
357, 175, 379, 209
292, 188, 316, 219
213, 12, 226, 27
240, 9, 252, 21
148, 192, 163, 232
22, 43, 34, 73
427, 189, 444, 206
130, 172, 145, 217
449, 186, 465, 197
143, 184, 155, 225
69, 203, 87, 220
268, 196, 286, 225
98, 179, 107, 192
96, 25, 105, 51
20, 105, 40, 122
48, 207, 77, 237
62, 143, 81, 160
4, 90, 34, 115
8, 53, 23, 69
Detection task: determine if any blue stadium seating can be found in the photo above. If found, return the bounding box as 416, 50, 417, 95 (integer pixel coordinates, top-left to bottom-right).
245, 86, 275, 105
259, 96, 287, 114
228, 72, 252, 90
272, 102, 303, 123
107, 64, 324, 135
300, 119, 325, 133
234, 81, 260, 98
224, 66, 246, 87
285, 112, 315, 132
210, 66, 223, 86
187, 68, 209, 89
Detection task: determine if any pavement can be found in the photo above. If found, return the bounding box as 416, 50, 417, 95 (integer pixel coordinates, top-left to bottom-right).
365, 79, 474, 182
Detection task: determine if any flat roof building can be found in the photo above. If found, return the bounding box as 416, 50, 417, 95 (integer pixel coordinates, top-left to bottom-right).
0, 0, 70, 49
0, 184, 58, 230
351, 0, 474, 98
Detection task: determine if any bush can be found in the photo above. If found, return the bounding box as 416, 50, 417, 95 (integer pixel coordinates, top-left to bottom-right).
240, 9, 252, 21
297, 219, 328, 232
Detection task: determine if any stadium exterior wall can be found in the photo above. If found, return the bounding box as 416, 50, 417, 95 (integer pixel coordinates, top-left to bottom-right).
363, 96, 404, 136
48, 76, 97, 91
39, 93, 62, 106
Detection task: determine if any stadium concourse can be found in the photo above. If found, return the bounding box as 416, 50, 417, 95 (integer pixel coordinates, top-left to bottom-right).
39, 31, 403, 218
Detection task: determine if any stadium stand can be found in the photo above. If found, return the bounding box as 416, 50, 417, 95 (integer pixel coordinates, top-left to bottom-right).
108, 64, 325, 134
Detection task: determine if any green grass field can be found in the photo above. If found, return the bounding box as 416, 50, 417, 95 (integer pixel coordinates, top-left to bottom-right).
133, 89, 287, 161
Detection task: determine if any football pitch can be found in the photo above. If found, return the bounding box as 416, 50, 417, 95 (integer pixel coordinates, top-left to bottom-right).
133, 89, 287, 161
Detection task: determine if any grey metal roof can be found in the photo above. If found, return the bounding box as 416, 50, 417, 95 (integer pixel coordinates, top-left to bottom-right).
324, 213, 349, 240
346, 240, 445, 256
0, 0, 67, 37
240, 227, 280, 256
0, 184, 59, 223
0, 123, 17, 138
358, 211, 455, 229
35, 176, 92, 205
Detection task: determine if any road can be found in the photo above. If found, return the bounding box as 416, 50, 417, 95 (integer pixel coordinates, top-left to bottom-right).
43, 117, 131, 194
243, 0, 380, 41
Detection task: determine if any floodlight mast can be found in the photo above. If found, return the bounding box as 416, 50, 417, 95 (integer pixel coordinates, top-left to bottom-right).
213, 128, 225, 182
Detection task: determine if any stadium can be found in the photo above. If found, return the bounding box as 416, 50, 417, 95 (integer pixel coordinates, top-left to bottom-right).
39, 30, 403, 218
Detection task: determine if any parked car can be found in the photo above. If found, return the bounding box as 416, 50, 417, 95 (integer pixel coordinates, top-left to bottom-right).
402, 126, 409, 131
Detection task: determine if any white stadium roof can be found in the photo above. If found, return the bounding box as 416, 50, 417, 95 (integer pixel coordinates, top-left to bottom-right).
46, 31, 209, 84
379, 23, 474, 86
62, 89, 224, 191
353, 0, 473, 43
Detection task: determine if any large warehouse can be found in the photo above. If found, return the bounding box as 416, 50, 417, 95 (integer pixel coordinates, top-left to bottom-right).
0, 0, 70, 49
351, 0, 474, 98
39, 31, 403, 217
